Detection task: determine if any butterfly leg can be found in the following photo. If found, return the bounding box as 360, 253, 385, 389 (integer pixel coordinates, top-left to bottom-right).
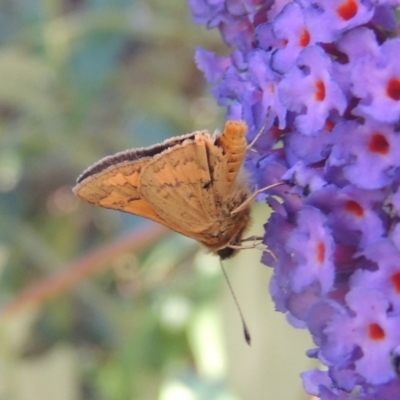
240, 235, 274, 258
240, 235, 263, 243
228, 242, 277, 260
231, 182, 283, 215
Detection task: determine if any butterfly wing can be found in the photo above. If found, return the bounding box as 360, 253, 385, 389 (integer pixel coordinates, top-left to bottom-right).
73, 134, 198, 225
73, 157, 169, 225
139, 133, 218, 238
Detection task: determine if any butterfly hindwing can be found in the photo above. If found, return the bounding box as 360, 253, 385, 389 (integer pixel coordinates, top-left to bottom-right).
139, 133, 218, 236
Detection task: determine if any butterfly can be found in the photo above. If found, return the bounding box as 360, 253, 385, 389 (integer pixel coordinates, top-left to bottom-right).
73, 120, 254, 259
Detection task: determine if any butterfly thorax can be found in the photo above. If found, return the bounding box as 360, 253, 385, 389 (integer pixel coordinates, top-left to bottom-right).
202, 184, 252, 259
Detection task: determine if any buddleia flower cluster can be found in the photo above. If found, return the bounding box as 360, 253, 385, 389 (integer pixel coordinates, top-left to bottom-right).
189, 0, 400, 398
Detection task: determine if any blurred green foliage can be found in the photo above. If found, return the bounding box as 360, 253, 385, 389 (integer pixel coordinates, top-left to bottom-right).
0, 0, 233, 399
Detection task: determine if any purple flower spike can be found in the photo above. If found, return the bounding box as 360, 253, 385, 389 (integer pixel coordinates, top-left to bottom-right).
352, 39, 400, 123
189, 0, 400, 398
286, 206, 335, 295
279, 45, 347, 135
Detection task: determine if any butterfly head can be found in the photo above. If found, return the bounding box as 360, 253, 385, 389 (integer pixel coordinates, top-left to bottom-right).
217, 247, 237, 260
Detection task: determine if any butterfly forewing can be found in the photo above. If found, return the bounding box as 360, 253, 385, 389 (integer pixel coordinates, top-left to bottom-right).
74, 160, 167, 225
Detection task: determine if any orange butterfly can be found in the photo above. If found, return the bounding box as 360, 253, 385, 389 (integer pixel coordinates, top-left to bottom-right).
73, 120, 253, 259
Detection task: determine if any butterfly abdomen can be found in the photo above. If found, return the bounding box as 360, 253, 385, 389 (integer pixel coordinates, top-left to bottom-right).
216, 120, 248, 188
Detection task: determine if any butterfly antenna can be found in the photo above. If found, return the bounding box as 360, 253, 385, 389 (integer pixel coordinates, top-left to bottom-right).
246, 111, 272, 151
219, 259, 251, 345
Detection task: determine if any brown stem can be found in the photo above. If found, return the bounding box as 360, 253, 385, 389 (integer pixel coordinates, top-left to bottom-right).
1, 222, 170, 318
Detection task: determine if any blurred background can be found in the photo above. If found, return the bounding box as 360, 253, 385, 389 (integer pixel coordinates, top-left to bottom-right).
0, 0, 317, 399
